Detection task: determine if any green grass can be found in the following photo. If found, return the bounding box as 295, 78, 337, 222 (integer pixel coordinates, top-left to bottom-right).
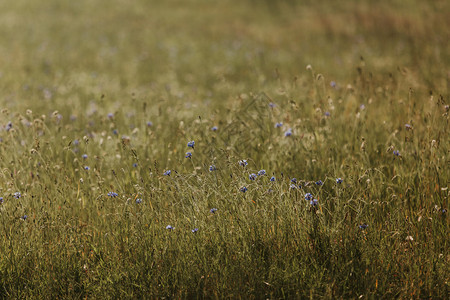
0, 0, 448, 298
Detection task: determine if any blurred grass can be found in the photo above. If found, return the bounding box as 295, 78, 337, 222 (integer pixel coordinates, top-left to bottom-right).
0, 0, 448, 298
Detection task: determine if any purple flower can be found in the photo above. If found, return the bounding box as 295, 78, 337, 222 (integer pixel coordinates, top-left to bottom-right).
257, 169, 266, 176
275, 122, 283, 128
13, 192, 21, 199
107, 113, 114, 119
270, 176, 276, 182
290, 184, 297, 190
187, 141, 195, 149
249, 173, 257, 180
336, 178, 343, 184
240, 186, 248, 193
166, 225, 174, 230
359, 224, 369, 230
133, 163, 138, 167
393, 150, 400, 156
330, 81, 336, 88
107, 192, 118, 197
209, 165, 217, 172
6, 122, 12, 132
185, 152, 192, 159
291, 178, 297, 184
210, 208, 218, 213
82, 154, 88, 159
163, 170, 171, 176
135, 198, 142, 204
191, 228, 199, 233
315, 180, 323, 186
211, 126, 218, 131
0, 197, 3, 204
310, 199, 318, 206
21, 215, 28, 220
84, 166, 90, 170
239, 160, 248, 167
305, 193, 313, 201
324, 111, 330, 117
269, 102, 276, 108
405, 124, 412, 130
147, 121, 153, 127
284, 129, 292, 137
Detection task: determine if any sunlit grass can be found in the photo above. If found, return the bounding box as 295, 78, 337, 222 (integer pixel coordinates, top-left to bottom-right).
0, 0, 448, 298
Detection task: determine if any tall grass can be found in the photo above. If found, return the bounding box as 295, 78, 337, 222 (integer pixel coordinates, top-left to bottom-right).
0, 0, 448, 298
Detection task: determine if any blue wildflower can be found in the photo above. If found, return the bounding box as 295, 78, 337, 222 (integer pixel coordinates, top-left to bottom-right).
13, 192, 21, 199
393, 150, 400, 156
6, 122, 12, 132
305, 193, 313, 201
239, 160, 248, 167
336, 178, 343, 184
290, 184, 297, 190
249, 173, 257, 180
73, 139, 79, 146
112, 129, 118, 135
187, 141, 195, 149
107, 192, 118, 197
405, 124, 412, 130
147, 121, 153, 127
360, 104, 365, 110
330, 81, 336, 88
269, 102, 276, 108
291, 178, 297, 184
240, 186, 248, 193
82, 154, 88, 159
324, 111, 330, 117
191, 228, 199, 233
285, 128, 292, 137
133, 163, 138, 167
211, 126, 218, 131
359, 224, 369, 230
275, 122, 283, 128
257, 169, 266, 176
84, 166, 90, 170
0, 197, 3, 204
135, 198, 142, 204
107, 113, 114, 119
21, 215, 28, 220
310, 199, 319, 206
163, 170, 171, 176
270, 176, 276, 182
315, 180, 323, 186
209, 165, 217, 172
185, 152, 192, 159
166, 225, 174, 230
210, 208, 218, 213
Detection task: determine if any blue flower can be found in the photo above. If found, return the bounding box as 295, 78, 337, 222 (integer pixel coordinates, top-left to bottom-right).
135, 198, 142, 204
191, 228, 199, 233
405, 124, 412, 130
187, 141, 195, 149
107, 113, 114, 119
239, 160, 248, 167
21, 215, 28, 220
275, 122, 283, 128
84, 166, 90, 170
113, 129, 118, 135
73, 139, 79, 146
82, 154, 88, 159
147, 121, 153, 127
6, 122, 12, 132
209, 165, 217, 172
290, 184, 297, 190
13, 192, 21, 199
291, 178, 297, 184
336, 178, 343, 184
257, 169, 266, 176
0, 197, 3, 204
185, 152, 192, 158
330, 81, 336, 88
163, 170, 171, 176
310, 199, 318, 206
210, 208, 218, 213
284, 129, 292, 137
269, 102, 276, 108
249, 173, 257, 180
315, 180, 323, 186
359, 104, 365, 110
393, 150, 400, 156
107, 192, 118, 197
359, 224, 369, 230
166, 225, 174, 230
240, 186, 248, 193
270, 176, 276, 182
211, 126, 218, 131
324, 111, 330, 117
133, 163, 138, 167
305, 193, 313, 201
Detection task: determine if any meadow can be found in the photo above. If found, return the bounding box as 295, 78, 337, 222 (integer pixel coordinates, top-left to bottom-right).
0, 0, 448, 298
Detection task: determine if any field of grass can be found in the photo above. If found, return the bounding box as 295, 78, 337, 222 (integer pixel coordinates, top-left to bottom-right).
0, 0, 448, 298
